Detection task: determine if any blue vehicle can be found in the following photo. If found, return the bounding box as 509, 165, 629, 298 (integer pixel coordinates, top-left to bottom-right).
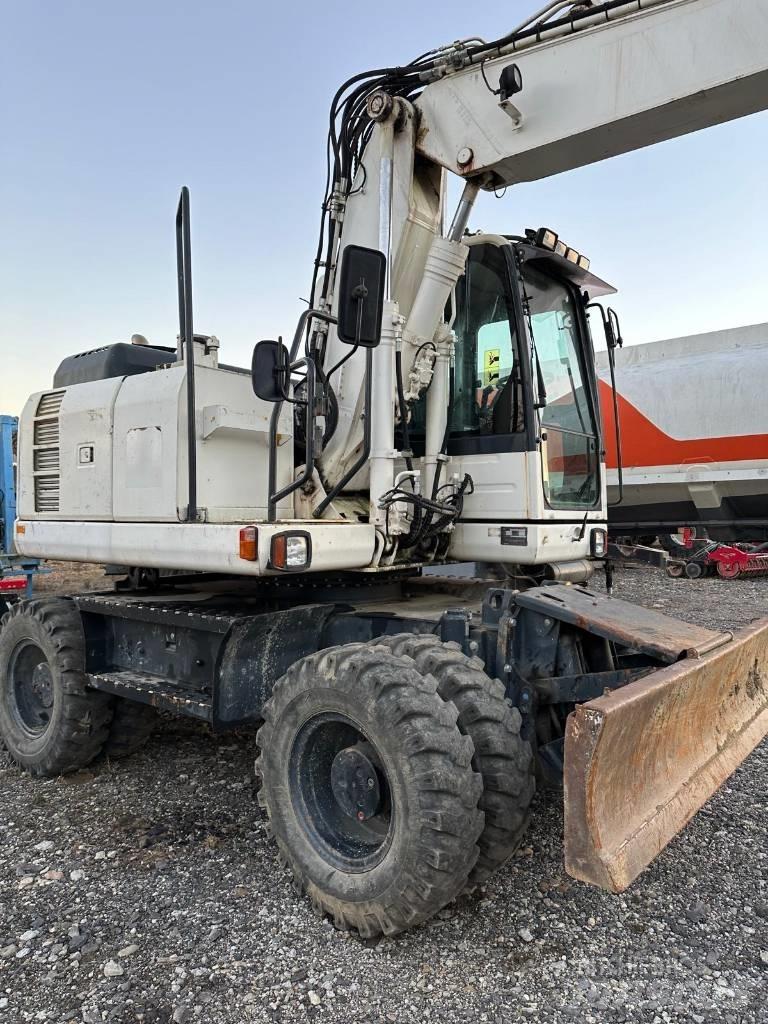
0, 415, 44, 612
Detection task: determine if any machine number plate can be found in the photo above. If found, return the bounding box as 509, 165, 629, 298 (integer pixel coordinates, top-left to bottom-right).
501, 526, 527, 546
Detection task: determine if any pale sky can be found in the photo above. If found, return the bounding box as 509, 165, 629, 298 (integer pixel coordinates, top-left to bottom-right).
2, 0, 766, 415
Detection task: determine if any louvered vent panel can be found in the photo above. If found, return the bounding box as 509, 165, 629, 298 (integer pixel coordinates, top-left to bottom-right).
34, 448, 60, 472
33, 390, 64, 513
36, 391, 64, 417
34, 476, 61, 512
34, 420, 60, 446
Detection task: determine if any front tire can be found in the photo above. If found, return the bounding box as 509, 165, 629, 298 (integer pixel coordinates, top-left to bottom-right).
256, 644, 484, 936
0, 599, 112, 776
365, 635, 535, 887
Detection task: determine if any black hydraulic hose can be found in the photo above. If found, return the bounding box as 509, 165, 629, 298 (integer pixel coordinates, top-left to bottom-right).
312, 347, 373, 519
266, 309, 337, 523
394, 349, 414, 474
268, 356, 316, 522
324, 343, 359, 385
431, 365, 455, 501
467, 0, 645, 60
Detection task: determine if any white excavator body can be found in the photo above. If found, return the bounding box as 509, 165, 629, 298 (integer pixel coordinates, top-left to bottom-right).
3, 0, 768, 925
15, 0, 767, 580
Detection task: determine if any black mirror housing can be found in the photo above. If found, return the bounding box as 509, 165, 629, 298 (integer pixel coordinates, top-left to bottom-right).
336, 245, 387, 348
607, 307, 624, 348
251, 339, 290, 403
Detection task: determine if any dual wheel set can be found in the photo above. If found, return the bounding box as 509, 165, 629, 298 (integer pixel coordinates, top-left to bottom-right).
0, 600, 535, 936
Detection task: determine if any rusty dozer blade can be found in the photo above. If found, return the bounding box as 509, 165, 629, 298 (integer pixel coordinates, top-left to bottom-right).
564, 616, 768, 892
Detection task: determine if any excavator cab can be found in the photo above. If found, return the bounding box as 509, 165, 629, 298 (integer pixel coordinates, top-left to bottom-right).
425, 229, 615, 574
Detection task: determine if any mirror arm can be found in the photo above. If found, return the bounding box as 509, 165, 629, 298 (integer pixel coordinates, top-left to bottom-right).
586, 301, 616, 348
289, 308, 337, 362
608, 307, 623, 348
586, 301, 623, 505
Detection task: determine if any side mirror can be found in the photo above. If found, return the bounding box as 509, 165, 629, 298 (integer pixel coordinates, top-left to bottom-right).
251, 339, 290, 403
586, 302, 623, 351
336, 245, 387, 348
607, 307, 624, 349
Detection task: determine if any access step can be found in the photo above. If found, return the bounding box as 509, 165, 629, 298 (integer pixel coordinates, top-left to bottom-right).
88, 670, 213, 721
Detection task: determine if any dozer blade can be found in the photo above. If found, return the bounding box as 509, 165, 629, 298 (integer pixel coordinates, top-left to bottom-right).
564, 617, 768, 892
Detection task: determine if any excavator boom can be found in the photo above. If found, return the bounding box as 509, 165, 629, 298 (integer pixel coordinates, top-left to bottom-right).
417, 0, 768, 186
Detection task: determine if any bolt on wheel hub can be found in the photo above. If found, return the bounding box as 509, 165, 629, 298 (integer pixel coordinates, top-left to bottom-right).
330, 745, 381, 821
10, 641, 55, 734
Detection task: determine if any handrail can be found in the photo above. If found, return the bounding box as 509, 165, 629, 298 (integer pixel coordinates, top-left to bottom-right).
176, 187, 197, 523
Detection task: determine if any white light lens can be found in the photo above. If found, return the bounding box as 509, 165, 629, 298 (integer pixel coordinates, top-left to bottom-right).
591, 529, 607, 558
285, 535, 309, 568
565, 247, 580, 264
535, 227, 558, 250
555, 240, 567, 257
577, 254, 590, 271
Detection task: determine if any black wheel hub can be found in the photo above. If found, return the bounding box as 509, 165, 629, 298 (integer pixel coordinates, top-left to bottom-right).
9, 641, 54, 735
289, 713, 393, 871
330, 745, 381, 821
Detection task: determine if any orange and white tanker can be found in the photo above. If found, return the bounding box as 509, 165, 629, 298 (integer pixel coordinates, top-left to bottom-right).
597, 323, 768, 543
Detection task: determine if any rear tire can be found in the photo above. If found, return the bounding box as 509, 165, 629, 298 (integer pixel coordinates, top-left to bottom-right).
0, 599, 112, 776
366, 634, 535, 887
256, 644, 484, 936
103, 700, 157, 759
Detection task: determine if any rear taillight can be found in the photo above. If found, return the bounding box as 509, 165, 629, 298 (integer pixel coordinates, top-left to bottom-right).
239, 527, 258, 561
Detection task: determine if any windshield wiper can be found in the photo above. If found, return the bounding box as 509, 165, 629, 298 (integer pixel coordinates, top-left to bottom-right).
563, 358, 588, 434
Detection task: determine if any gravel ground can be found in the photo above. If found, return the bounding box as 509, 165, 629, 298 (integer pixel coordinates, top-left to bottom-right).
1, 566, 767, 1024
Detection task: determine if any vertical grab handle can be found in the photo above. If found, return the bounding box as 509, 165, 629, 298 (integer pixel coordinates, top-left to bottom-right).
176, 187, 197, 523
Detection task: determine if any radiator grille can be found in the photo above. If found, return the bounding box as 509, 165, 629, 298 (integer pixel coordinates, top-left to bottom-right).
34, 476, 61, 512
34, 419, 60, 446
33, 390, 64, 513
36, 391, 64, 417
34, 448, 60, 472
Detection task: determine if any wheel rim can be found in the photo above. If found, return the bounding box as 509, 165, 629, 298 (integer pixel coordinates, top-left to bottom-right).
289, 713, 394, 872
8, 640, 55, 736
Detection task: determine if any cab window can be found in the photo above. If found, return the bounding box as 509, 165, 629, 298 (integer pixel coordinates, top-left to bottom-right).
451, 245, 523, 438
521, 262, 599, 509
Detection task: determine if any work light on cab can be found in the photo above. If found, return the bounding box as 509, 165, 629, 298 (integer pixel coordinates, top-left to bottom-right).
534, 227, 558, 250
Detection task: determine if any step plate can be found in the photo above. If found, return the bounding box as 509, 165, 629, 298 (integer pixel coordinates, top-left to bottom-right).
89, 671, 212, 721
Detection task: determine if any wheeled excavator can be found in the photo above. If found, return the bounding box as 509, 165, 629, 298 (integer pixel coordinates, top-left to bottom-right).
2, 0, 767, 935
